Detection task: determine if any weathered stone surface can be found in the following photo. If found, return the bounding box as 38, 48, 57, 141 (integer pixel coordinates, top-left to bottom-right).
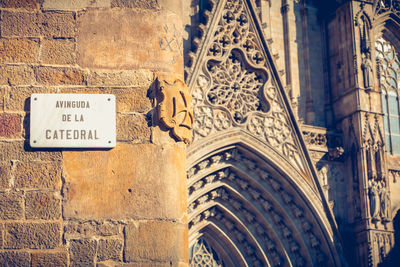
0, 38, 39, 63
124, 221, 188, 262
0, 251, 30, 266
5, 86, 57, 111
36, 66, 84, 85
97, 239, 123, 261
0, 162, 10, 189
40, 11, 76, 38
63, 143, 187, 220
25, 191, 61, 220
4, 222, 61, 249
0, 113, 22, 138
58, 86, 152, 113
0, 191, 24, 220
0, 141, 62, 162
77, 9, 183, 73
0, 11, 40, 37
0, 65, 35, 86
43, 0, 110, 10
31, 251, 68, 267
0, 0, 38, 9
41, 38, 76, 64
0, 87, 4, 110
69, 239, 97, 266
111, 0, 159, 9
117, 113, 151, 142
64, 221, 120, 239
85, 69, 153, 87
115, 87, 151, 113
14, 162, 62, 189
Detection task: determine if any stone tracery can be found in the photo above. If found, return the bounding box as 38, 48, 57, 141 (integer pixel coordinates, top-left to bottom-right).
186, 0, 341, 266
190, 0, 302, 170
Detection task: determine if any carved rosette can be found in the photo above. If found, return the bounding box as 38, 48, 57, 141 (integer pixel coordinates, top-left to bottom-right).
155, 73, 193, 144
190, 0, 301, 169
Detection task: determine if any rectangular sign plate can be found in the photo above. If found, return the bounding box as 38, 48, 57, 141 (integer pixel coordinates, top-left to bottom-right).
30, 94, 116, 148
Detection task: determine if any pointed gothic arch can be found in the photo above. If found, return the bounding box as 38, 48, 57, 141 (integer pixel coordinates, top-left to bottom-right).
187, 136, 342, 266
185, 0, 344, 265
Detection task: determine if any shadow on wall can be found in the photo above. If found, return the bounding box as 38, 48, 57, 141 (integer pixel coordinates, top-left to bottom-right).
379, 210, 400, 267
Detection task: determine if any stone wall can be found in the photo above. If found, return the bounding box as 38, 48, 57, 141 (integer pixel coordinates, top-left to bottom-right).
0, 0, 188, 266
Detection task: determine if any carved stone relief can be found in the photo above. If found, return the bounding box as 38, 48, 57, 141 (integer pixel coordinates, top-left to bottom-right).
189, 0, 303, 171
389, 169, 400, 183
374, 0, 400, 17
360, 114, 391, 224
188, 147, 338, 266
155, 73, 193, 144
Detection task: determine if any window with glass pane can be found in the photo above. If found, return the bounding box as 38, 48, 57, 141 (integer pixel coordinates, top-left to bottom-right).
376, 37, 400, 155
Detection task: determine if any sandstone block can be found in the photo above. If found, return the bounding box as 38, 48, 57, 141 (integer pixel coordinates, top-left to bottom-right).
0, 191, 24, 220
4, 222, 61, 249
69, 239, 97, 266
0, 251, 30, 266
58, 86, 152, 113
98, 222, 120, 236
0, 65, 35, 86
77, 9, 183, 73
115, 87, 151, 113
0, 141, 62, 162
85, 69, 153, 87
64, 221, 120, 239
41, 38, 76, 64
43, 0, 111, 10
117, 113, 150, 142
14, 161, 62, 189
36, 66, 84, 85
97, 239, 123, 261
115, 263, 170, 267
1, 11, 40, 37
0, 38, 39, 63
63, 143, 187, 220
124, 221, 188, 262
31, 251, 68, 267
5, 86, 57, 111
0, 162, 10, 189
0, 0, 38, 9
111, 0, 160, 9
25, 191, 61, 220
0, 113, 22, 138
40, 11, 76, 38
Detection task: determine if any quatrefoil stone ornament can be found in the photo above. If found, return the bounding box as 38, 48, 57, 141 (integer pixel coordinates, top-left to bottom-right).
155, 73, 194, 144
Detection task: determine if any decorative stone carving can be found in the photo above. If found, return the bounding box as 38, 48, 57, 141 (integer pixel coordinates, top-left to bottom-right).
389, 169, 400, 183
361, 55, 374, 89
328, 147, 344, 161
155, 73, 193, 144
188, 147, 332, 266
374, 0, 400, 17
188, 0, 305, 171
190, 239, 224, 267
369, 180, 381, 219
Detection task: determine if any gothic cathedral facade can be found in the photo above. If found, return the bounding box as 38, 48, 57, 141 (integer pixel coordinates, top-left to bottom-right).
184, 0, 400, 266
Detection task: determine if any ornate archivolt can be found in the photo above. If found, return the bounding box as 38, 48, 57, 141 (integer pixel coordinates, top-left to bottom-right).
188, 146, 341, 266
